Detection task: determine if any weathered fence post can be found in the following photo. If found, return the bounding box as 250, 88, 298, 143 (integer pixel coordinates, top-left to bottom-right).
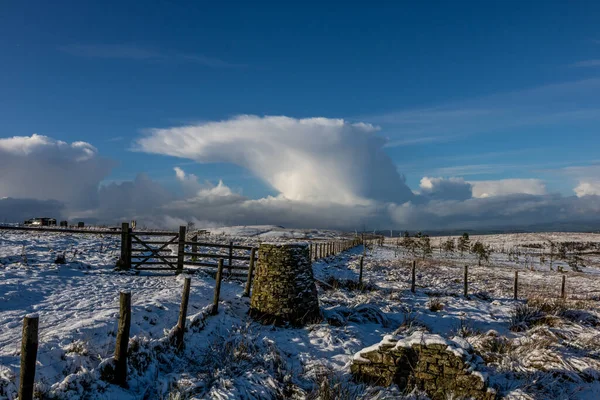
362, 234, 366, 256
359, 256, 364, 286
174, 277, 191, 351
19, 314, 39, 400
191, 235, 198, 262
463, 265, 469, 298
114, 291, 131, 387
211, 259, 224, 315
177, 226, 186, 273
411, 260, 416, 293
228, 241, 234, 275
514, 270, 518, 300
118, 222, 131, 269
309, 243, 312, 261
561, 275, 566, 299
243, 248, 256, 297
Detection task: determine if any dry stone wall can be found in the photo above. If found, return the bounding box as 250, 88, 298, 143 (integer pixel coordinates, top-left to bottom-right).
249, 242, 320, 326
351, 331, 496, 400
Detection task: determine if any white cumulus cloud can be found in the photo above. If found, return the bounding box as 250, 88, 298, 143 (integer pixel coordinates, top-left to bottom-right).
469, 179, 547, 198
137, 115, 414, 205
574, 180, 600, 197
0, 134, 113, 210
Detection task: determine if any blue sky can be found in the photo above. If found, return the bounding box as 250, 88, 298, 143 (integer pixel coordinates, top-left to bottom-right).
1, 1, 600, 229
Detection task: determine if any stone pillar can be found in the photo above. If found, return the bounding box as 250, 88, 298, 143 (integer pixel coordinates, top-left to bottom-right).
250, 242, 320, 326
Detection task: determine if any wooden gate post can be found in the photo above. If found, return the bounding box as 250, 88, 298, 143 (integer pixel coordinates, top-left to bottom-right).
174, 277, 191, 351
177, 226, 186, 273
19, 314, 39, 400
561, 275, 566, 299
243, 248, 257, 297
191, 235, 198, 262
118, 222, 131, 269
211, 259, 224, 315
114, 291, 131, 387
514, 270, 518, 300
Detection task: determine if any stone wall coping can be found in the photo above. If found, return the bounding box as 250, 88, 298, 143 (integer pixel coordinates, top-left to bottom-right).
353, 331, 486, 381
351, 330, 495, 399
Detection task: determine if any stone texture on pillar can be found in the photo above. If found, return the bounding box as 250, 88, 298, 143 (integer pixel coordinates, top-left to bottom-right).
250, 242, 320, 326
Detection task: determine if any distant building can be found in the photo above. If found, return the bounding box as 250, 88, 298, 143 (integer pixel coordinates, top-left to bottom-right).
60, 221, 68, 227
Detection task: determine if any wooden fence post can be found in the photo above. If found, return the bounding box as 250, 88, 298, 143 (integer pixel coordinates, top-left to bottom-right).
411, 260, 416, 293
362, 234, 366, 256
191, 235, 198, 262
119, 222, 130, 269
514, 271, 518, 300
114, 291, 131, 387
127, 225, 132, 266
228, 241, 234, 276
174, 277, 191, 351
309, 243, 312, 261
463, 265, 469, 298
177, 226, 186, 273
359, 256, 364, 286
211, 259, 224, 315
19, 313, 39, 400
243, 248, 256, 297
561, 275, 566, 299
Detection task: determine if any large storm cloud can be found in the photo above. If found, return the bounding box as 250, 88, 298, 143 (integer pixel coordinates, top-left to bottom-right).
2, 119, 600, 231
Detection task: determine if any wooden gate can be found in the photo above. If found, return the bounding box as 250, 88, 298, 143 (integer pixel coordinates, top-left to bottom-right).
119, 224, 186, 271
117, 224, 257, 276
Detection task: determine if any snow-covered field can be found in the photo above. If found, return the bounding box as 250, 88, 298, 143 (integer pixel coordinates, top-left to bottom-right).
1, 228, 600, 399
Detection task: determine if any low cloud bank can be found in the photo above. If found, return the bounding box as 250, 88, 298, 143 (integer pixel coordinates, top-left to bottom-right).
2, 118, 600, 231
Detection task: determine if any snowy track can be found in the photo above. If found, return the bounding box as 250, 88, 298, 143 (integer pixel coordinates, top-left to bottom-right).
1, 230, 600, 399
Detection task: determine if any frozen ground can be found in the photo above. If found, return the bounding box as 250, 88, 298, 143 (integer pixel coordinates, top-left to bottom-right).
1, 228, 599, 399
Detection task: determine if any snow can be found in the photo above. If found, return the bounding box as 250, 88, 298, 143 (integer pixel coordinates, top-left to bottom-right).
1, 228, 599, 399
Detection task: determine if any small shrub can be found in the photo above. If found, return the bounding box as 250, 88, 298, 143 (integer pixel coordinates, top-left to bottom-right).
454, 317, 480, 338
306, 365, 360, 400
65, 340, 88, 355
473, 333, 514, 364
324, 276, 377, 292
55, 252, 67, 265
510, 303, 545, 332
427, 298, 444, 312
98, 359, 116, 383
